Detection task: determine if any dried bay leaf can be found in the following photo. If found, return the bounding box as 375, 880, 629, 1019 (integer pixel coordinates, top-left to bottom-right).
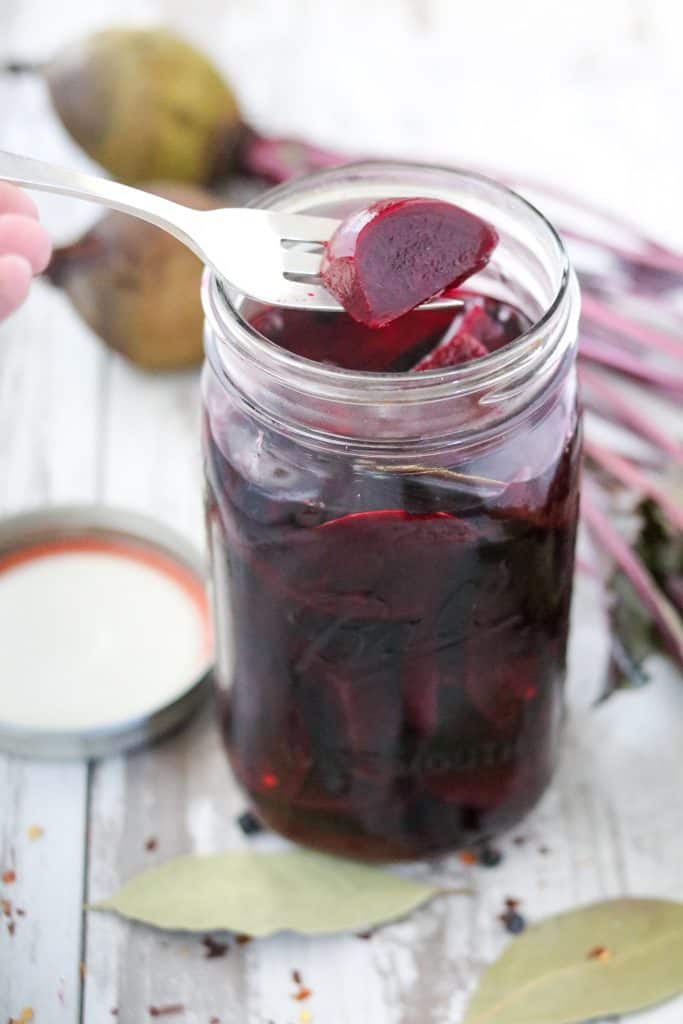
638, 498, 683, 615
602, 570, 653, 700
463, 898, 683, 1024
601, 497, 683, 701
92, 848, 444, 936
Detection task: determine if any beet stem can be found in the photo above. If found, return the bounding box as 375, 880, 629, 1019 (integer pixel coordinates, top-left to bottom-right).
581, 293, 683, 362
582, 487, 683, 668
579, 366, 683, 466
579, 339, 683, 397
584, 437, 683, 532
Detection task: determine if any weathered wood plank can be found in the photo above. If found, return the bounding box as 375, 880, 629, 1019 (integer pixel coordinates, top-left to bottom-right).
0, 290, 98, 1022
0, 278, 99, 1022
83, 708, 255, 1024
0, 760, 88, 1020
0, 15, 103, 1019
81, 354, 217, 1023
94, 358, 204, 542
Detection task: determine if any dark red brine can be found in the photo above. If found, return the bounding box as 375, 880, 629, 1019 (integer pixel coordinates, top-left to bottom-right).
202, 166, 581, 861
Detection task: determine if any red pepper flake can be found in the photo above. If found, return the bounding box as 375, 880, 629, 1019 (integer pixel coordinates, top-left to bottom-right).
145, 837, 158, 852
587, 945, 611, 962
504, 897, 520, 911
80, 961, 87, 978
235, 933, 252, 945
1, 898, 12, 917
209, 1018, 220, 1024
149, 1006, 184, 1018
202, 935, 229, 959
356, 929, 375, 940
2, 869, 17, 884
261, 772, 278, 789
457, 850, 477, 866
292, 969, 303, 985
8, 920, 16, 936
293, 987, 312, 1002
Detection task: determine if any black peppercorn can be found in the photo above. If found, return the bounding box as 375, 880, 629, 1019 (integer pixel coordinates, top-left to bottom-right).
479, 845, 503, 868
237, 810, 264, 836
501, 909, 526, 935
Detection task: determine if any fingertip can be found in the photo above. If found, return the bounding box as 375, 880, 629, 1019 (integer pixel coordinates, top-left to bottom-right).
0, 254, 33, 320
0, 182, 40, 220
29, 222, 53, 274
0, 213, 52, 274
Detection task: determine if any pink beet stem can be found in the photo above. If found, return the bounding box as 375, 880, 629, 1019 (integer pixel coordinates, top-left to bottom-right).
582, 488, 683, 667
473, 166, 683, 261
584, 437, 683, 532
578, 366, 683, 466
579, 337, 683, 397
237, 132, 350, 183
562, 226, 683, 280
581, 293, 683, 362
456, 160, 683, 279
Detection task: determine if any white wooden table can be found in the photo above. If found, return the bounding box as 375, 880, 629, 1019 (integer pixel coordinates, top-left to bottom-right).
1, 2, 682, 1021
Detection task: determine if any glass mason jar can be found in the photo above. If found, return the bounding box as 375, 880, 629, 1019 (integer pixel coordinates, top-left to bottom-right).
202, 162, 581, 861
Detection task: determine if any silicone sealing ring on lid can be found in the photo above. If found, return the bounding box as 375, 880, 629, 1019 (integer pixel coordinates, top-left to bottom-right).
0, 506, 213, 760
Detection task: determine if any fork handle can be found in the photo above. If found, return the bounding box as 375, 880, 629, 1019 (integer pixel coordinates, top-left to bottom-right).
0, 149, 203, 255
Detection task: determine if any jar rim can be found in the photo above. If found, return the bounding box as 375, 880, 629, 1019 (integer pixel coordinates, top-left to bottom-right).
203, 160, 574, 405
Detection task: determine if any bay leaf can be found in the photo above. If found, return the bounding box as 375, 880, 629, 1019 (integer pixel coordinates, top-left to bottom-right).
92, 848, 444, 936
601, 495, 683, 701
463, 898, 683, 1024
637, 498, 683, 615
602, 570, 653, 701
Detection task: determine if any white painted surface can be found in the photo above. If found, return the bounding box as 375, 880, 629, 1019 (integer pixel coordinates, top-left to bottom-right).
0, 1, 682, 1021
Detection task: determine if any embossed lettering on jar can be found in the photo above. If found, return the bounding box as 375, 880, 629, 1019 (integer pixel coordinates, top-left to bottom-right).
201, 163, 582, 861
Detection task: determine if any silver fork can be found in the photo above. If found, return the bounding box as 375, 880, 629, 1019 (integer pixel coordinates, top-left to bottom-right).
0, 149, 464, 314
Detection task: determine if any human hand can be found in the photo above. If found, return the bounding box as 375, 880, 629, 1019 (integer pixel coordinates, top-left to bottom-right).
0, 183, 52, 321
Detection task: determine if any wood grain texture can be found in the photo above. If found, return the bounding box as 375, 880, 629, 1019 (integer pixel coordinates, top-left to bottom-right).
0, 12, 102, 1013
0, 759, 88, 1022
0, 277, 97, 1015
1, 0, 682, 1021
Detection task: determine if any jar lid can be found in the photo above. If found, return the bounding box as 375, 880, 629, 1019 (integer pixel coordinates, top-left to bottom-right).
0, 506, 213, 760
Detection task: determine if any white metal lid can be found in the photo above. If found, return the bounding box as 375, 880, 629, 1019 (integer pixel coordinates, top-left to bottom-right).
0, 506, 213, 760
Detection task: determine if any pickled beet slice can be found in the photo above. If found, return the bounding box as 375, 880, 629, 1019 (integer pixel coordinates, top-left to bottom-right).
434, 293, 531, 351
313, 510, 478, 744
308, 509, 478, 619
250, 295, 529, 374
411, 303, 516, 371
250, 306, 457, 372
412, 331, 488, 371
457, 305, 506, 347
321, 199, 499, 328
